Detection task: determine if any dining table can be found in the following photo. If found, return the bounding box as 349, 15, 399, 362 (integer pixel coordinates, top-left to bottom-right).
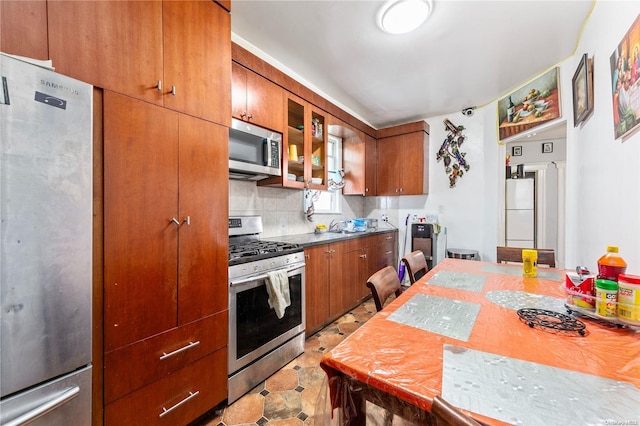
318, 258, 640, 425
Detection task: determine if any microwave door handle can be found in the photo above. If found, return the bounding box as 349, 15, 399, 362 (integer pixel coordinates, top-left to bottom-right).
262, 138, 269, 166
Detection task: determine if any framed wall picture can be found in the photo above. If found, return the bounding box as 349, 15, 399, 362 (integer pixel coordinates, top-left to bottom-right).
497, 67, 561, 141
542, 142, 553, 153
512, 146, 522, 156
572, 53, 594, 127
610, 14, 640, 140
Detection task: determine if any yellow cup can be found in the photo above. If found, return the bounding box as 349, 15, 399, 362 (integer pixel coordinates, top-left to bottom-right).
289, 144, 298, 161
522, 249, 538, 278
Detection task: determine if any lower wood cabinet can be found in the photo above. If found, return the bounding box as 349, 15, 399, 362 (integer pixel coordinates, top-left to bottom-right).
104, 348, 227, 425
304, 231, 398, 335
104, 311, 227, 404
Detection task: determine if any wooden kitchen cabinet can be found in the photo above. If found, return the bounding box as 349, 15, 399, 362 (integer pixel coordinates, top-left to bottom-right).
304, 245, 331, 335
376, 121, 429, 196
329, 116, 375, 196
103, 92, 228, 421
232, 62, 284, 132
261, 93, 327, 189
0, 1, 48, 60
373, 232, 398, 274
304, 232, 398, 336
48, 0, 230, 126
104, 348, 227, 425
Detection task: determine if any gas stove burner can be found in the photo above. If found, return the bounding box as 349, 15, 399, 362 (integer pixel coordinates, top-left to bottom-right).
228, 240, 302, 264
517, 308, 586, 336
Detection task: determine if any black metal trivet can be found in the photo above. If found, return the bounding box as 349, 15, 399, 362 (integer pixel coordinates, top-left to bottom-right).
517, 308, 586, 336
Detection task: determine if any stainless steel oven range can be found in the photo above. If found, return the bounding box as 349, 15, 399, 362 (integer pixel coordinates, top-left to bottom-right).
228, 216, 305, 404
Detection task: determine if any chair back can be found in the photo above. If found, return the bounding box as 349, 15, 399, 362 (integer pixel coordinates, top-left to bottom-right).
431, 395, 483, 426
366, 266, 402, 312
496, 246, 556, 268
402, 250, 429, 284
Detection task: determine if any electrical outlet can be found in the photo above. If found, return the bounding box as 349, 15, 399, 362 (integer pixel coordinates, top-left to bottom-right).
381, 214, 388, 222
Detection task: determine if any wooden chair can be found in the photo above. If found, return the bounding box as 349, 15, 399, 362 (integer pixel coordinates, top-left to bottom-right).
402, 250, 429, 284
366, 266, 402, 312
496, 246, 556, 268
431, 395, 483, 426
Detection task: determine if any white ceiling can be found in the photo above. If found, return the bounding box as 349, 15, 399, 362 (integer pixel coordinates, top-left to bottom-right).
231, 0, 594, 130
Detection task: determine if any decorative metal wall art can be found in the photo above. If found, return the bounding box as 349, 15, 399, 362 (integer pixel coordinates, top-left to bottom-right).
437, 119, 470, 188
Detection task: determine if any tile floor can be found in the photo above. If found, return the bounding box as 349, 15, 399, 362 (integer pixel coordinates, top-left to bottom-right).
193, 298, 380, 426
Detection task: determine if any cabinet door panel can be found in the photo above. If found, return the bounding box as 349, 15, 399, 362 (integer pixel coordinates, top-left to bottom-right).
246, 70, 284, 132
104, 91, 179, 352
365, 135, 377, 195
231, 62, 248, 120
178, 114, 229, 323
163, 0, 231, 125
376, 135, 401, 195
1, 1, 48, 60
304, 245, 330, 334
400, 132, 425, 194
48, 0, 163, 104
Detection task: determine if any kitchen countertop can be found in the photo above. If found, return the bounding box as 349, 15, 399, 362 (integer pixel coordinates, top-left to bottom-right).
262, 224, 398, 248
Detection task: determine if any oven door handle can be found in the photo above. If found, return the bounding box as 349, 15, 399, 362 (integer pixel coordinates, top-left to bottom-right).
230, 264, 304, 287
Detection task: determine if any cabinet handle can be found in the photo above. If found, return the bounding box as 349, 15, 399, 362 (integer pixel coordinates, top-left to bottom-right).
386, 236, 392, 240
386, 250, 392, 255
183, 216, 191, 226
156, 80, 162, 91
247, 113, 253, 119
304, 254, 310, 259
240, 111, 247, 118
159, 340, 200, 360
360, 254, 367, 258
170, 85, 176, 96
395, 189, 399, 193
170, 217, 180, 225
159, 391, 200, 418
400, 188, 403, 193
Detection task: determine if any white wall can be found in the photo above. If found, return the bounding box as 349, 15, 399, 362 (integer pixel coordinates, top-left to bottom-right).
563, 0, 640, 274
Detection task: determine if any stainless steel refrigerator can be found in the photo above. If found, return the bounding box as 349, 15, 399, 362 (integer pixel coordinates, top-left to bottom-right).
1, 53, 92, 425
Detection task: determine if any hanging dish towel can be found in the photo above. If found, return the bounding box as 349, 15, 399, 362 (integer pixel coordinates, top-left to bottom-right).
266, 270, 291, 319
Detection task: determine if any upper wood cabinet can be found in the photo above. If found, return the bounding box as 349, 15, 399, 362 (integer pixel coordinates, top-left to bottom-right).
365, 134, 378, 195
329, 117, 375, 196
261, 93, 327, 189
48, 0, 230, 126
376, 121, 429, 196
232, 62, 284, 133
0, 1, 48, 60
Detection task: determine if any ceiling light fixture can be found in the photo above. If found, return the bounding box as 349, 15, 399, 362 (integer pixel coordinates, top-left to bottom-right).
377, 0, 433, 35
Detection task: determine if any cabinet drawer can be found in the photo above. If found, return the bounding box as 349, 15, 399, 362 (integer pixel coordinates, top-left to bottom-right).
104, 311, 227, 404
105, 348, 227, 426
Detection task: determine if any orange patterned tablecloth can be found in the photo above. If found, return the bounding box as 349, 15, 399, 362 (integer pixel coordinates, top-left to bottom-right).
320, 258, 640, 425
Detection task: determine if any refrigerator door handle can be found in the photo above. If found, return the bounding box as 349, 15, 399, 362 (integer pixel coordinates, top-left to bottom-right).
4, 386, 79, 426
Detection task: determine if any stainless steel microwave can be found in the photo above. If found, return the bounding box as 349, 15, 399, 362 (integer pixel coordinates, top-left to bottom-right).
229, 118, 282, 180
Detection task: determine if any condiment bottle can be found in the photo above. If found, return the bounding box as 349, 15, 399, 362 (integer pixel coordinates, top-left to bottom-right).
597, 246, 627, 282
522, 249, 538, 278
595, 279, 618, 318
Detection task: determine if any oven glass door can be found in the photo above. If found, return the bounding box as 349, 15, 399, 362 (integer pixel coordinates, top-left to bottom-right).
229, 264, 305, 373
